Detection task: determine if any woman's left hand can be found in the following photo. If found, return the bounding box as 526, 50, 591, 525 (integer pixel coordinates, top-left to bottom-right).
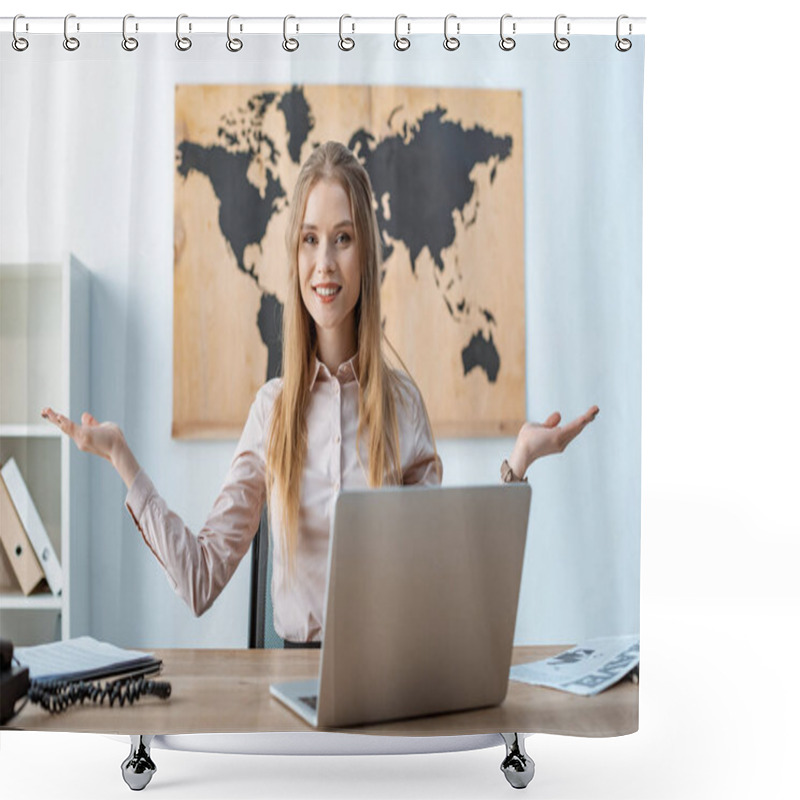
507, 406, 599, 479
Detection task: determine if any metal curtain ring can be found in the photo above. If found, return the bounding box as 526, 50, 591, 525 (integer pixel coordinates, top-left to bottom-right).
443, 13, 460, 51
338, 14, 354, 51
176, 14, 192, 51
283, 15, 299, 52
615, 14, 632, 51
63, 14, 80, 51
122, 14, 138, 51
553, 14, 570, 51
394, 14, 410, 51
12, 14, 29, 51
499, 14, 515, 51
226, 15, 243, 52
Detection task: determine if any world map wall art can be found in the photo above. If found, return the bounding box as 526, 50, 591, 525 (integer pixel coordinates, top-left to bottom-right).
173, 83, 525, 439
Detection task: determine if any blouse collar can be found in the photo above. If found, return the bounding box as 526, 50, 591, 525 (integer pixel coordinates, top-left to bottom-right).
310, 351, 360, 390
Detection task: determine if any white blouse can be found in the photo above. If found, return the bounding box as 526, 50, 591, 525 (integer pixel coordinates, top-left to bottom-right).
125, 353, 442, 642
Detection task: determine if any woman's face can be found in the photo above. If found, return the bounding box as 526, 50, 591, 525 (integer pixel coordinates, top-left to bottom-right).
298, 178, 361, 349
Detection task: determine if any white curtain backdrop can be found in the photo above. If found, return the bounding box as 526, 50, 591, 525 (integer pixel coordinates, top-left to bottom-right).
1, 28, 643, 649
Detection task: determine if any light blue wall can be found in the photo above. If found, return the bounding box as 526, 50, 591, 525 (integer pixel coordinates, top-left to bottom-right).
1, 33, 643, 647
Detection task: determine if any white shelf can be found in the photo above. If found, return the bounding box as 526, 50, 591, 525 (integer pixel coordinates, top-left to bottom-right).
0, 253, 90, 645
0, 593, 63, 611
0, 424, 62, 438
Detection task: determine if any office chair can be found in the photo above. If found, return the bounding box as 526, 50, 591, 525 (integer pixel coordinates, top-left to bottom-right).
248, 504, 282, 649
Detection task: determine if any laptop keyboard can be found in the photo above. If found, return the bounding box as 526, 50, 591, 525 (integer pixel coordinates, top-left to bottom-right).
300, 695, 318, 710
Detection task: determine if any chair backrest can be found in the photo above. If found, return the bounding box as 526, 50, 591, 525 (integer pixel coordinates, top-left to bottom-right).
248, 505, 282, 648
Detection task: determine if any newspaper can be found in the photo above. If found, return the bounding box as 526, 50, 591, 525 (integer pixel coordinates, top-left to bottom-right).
509, 634, 639, 696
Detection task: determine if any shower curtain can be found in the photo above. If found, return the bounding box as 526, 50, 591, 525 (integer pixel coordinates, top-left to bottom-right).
0, 16, 644, 742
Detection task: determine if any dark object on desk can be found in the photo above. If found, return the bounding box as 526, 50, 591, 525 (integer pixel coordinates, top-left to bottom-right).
29, 668, 171, 714
1, 638, 30, 725
0, 638, 171, 723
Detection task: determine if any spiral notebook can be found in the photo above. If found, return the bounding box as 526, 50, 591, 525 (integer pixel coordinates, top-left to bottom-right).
14, 636, 161, 683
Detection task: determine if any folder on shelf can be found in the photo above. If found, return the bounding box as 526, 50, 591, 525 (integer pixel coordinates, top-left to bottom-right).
0, 469, 47, 596
0, 457, 63, 596
0, 535, 24, 593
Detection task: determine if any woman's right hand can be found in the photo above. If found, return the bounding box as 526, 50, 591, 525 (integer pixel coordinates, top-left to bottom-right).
41, 407, 124, 463
41, 407, 141, 489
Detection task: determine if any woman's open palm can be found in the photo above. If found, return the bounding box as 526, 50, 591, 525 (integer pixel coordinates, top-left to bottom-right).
41, 408, 123, 463
516, 406, 599, 466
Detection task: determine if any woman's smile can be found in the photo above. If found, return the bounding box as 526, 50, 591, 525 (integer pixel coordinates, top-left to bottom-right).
312, 282, 343, 302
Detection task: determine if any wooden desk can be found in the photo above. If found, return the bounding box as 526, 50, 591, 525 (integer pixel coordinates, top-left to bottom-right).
5, 645, 638, 737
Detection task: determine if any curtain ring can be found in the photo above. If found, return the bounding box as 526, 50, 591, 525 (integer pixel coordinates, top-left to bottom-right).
122, 14, 138, 51
615, 15, 632, 51
553, 14, 570, 51
12, 14, 29, 51
283, 15, 299, 52
499, 14, 515, 51
226, 15, 243, 52
176, 14, 192, 51
63, 14, 80, 51
443, 14, 460, 51
394, 14, 410, 51
338, 14, 355, 51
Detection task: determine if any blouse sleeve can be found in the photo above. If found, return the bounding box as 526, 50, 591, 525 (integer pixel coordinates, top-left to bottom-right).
402, 382, 443, 487
124, 385, 272, 616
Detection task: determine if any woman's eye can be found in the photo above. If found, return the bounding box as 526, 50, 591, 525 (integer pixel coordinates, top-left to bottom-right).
303, 233, 350, 245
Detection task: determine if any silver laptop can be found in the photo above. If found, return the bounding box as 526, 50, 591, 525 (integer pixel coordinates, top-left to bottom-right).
270, 482, 532, 728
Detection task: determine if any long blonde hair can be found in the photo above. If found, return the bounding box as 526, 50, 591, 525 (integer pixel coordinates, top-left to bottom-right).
266, 141, 436, 574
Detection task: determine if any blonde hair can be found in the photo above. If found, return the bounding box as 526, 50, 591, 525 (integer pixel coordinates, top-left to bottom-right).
266, 141, 438, 575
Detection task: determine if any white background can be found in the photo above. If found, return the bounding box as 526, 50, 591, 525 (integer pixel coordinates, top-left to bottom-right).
1, 1, 798, 798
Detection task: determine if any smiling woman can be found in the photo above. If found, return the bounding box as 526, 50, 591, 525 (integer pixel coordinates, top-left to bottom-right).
264, 141, 445, 604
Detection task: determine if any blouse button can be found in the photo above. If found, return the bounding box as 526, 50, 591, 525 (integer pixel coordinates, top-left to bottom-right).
335, 433, 341, 444
334, 481, 340, 492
